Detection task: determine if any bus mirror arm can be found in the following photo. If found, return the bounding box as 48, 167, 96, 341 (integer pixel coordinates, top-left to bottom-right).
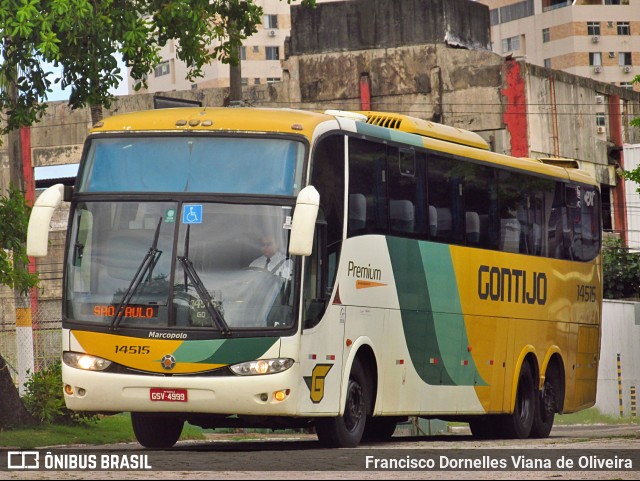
289, 185, 320, 257
27, 184, 65, 257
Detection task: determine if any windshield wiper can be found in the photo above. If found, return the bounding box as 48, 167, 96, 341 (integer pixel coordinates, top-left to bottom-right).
110, 218, 163, 330
177, 225, 231, 336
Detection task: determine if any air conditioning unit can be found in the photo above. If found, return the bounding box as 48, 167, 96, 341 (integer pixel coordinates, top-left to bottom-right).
268, 29, 276, 37
597, 126, 606, 134
609, 52, 616, 58
623, 65, 632, 73
591, 35, 600, 43
596, 95, 604, 104
593, 66, 602, 73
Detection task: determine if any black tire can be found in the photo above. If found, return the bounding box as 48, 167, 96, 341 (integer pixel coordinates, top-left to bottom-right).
362, 417, 398, 442
315, 358, 369, 448
499, 361, 536, 439
469, 416, 501, 439
131, 412, 184, 448
530, 365, 559, 438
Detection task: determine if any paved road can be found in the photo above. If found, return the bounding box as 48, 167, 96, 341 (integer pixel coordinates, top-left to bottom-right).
3, 424, 639, 480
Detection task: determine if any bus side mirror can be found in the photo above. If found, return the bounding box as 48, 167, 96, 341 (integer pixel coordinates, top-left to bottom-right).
289, 185, 320, 256
27, 184, 65, 257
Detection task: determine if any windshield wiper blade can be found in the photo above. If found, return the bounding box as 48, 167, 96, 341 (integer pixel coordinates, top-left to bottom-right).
177, 257, 231, 336
110, 218, 163, 330
177, 225, 231, 336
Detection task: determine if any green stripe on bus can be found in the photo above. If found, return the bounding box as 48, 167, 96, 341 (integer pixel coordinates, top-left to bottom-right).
387, 237, 486, 386
173, 337, 279, 365
355, 122, 425, 148
419, 242, 485, 387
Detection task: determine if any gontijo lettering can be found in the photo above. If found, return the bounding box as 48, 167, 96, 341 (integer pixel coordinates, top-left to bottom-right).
477, 265, 547, 305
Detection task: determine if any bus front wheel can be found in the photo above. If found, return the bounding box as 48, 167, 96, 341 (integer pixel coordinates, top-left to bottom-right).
131, 412, 184, 448
315, 358, 369, 447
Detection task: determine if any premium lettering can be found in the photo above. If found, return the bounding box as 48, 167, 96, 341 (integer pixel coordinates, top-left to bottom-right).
477, 265, 547, 305
348, 261, 382, 281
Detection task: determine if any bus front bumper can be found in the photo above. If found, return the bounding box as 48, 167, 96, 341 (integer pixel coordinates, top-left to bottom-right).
61, 363, 300, 416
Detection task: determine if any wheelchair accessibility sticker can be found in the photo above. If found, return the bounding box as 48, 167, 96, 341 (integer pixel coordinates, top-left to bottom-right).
182, 205, 203, 224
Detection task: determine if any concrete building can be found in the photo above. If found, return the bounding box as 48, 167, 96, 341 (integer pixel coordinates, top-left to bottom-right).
129, 0, 342, 94
476, 0, 640, 92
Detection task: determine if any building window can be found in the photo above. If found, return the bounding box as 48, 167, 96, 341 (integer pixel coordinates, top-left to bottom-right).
617, 22, 630, 35
589, 52, 602, 66
267, 77, 281, 84
596, 113, 606, 127
264, 14, 278, 29
265, 47, 280, 60
544, 58, 552, 68
619, 52, 632, 66
620, 82, 633, 89
254, 78, 261, 85
587, 22, 601, 36
542, 28, 550, 43
501, 36, 520, 53
240, 46, 247, 61
253, 46, 260, 53
154, 61, 170, 77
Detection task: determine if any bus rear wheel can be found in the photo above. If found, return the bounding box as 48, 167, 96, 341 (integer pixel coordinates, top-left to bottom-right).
131, 412, 184, 448
531, 364, 560, 438
499, 361, 535, 439
315, 358, 369, 448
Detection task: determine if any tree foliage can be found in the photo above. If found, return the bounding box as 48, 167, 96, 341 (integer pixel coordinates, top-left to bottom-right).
602, 237, 640, 300
0, 0, 316, 134
0, 186, 39, 294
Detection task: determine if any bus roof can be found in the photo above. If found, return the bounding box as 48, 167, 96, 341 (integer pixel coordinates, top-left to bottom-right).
92, 107, 332, 136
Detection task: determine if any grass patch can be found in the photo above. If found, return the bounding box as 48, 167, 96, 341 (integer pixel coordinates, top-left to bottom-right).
555, 407, 640, 425
0, 413, 205, 449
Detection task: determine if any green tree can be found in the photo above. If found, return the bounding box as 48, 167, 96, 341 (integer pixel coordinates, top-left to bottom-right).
0, 0, 316, 129
602, 237, 640, 300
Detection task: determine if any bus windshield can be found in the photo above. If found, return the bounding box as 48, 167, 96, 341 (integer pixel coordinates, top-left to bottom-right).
65, 201, 297, 332
78, 136, 305, 195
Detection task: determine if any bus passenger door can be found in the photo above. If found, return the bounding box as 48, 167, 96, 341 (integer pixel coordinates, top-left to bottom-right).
297, 224, 345, 415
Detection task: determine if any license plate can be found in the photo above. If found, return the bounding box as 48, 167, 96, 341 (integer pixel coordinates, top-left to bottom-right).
149, 388, 188, 402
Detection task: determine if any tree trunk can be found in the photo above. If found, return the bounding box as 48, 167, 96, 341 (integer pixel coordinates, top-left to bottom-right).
0, 354, 36, 428
90, 103, 103, 125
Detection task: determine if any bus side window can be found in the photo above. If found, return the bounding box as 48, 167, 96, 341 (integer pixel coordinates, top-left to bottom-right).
348, 138, 388, 236
427, 154, 465, 244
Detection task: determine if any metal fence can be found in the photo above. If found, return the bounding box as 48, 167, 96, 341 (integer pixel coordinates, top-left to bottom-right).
0, 295, 62, 382
0, 236, 65, 385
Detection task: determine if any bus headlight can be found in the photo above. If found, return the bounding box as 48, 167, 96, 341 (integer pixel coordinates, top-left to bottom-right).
63, 352, 112, 371
230, 358, 294, 376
